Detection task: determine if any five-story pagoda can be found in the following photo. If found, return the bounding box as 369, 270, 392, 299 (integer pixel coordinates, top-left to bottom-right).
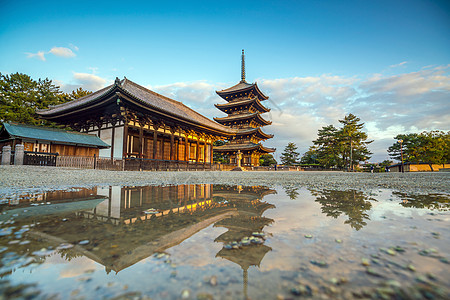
214, 50, 275, 167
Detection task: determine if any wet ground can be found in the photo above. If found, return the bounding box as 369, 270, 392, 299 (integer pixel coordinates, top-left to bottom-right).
0, 184, 448, 299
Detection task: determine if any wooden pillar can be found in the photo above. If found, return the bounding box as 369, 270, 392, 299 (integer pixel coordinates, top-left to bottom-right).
210, 142, 213, 165
111, 126, 115, 159
139, 126, 143, 158
153, 128, 158, 160
203, 142, 207, 163
161, 137, 165, 160
170, 130, 175, 161
185, 136, 189, 162
123, 123, 128, 159
196, 139, 200, 163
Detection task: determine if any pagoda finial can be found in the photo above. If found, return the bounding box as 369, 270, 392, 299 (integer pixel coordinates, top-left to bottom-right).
240, 49, 246, 83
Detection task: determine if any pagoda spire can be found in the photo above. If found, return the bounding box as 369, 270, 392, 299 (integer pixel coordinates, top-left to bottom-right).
240, 49, 246, 83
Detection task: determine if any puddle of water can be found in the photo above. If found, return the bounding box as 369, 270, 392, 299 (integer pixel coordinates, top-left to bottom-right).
0, 185, 449, 299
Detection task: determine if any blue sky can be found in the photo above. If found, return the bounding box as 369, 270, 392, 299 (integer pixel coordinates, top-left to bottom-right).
1, 0, 449, 162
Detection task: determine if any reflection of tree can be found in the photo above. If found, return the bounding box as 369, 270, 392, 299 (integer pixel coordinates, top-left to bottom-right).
58, 249, 84, 262
310, 189, 375, 230
283, 185, 299, 200
394, 192, 449, 211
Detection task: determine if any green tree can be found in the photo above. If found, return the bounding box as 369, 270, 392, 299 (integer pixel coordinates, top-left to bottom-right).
388, 131, 449, 171
300, 146, 319, 165
311, 114, 372, 170
313, 125, 341, 168
0, 72, 70, 126
69, 87, 92, 100
380, 160, 393, 171
280, 142, 300, 166
259, 154, 277, 166
387, 133, 422, 162
213, 140, 229, 163
338, 114, 373, 171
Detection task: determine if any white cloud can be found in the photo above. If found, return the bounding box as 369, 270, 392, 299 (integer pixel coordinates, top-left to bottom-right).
57, 73, 109, 93
150, 81, 226, 114
26, 51, 46, 61
389, 61, 408, 68
72, 72, 108, 91
25, 45, 78, 61
49, 47, 76, 58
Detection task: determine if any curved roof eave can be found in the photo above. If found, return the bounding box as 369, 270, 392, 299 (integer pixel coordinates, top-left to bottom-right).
216, 82, 269, 100
215, 98, 270, 113
37, 84, 117, 117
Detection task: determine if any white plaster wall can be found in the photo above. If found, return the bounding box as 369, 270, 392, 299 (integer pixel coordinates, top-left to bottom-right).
99, 128, 112, 158
113, 126, 124, 159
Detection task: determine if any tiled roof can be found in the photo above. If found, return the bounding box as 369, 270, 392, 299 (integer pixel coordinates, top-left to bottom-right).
214, 142, 275, 153
216, 81, 255, 93
215, 97, 270, 113
38, 85, 114, 115
216, 81, 268, 100
38, 78, 235, 134
235, 127, 273, 139
1, 122, 110, 148
214, 113, 272, 126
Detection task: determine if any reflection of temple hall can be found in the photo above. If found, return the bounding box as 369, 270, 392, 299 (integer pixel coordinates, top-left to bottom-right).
213, 185, 276, 298
18, 185, 237, 273
214, 50, 275, 166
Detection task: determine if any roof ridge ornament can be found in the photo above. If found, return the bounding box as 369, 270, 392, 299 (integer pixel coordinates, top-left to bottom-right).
115, 77, 121, 86
240, 49, 246, 83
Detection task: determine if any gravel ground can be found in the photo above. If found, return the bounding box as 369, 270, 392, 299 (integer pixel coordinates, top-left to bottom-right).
1, 165, 449, 199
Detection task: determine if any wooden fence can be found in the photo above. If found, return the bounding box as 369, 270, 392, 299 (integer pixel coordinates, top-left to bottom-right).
55, 156, 214, 171
24, 151, 58, 166
124, 158, 213, 171
56, 156, 123, 170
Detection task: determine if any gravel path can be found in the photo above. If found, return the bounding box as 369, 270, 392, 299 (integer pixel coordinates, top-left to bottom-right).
0, 165, 449, 199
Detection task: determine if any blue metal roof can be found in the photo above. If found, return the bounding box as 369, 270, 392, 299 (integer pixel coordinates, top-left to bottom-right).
1, 123, 110, 148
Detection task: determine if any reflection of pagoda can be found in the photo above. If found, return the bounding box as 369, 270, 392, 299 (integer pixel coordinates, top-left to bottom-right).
214, 50, 275, 167
213, 185, 276, 298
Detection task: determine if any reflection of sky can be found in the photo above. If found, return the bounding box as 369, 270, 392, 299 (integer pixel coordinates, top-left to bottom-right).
3, 185, 450, 299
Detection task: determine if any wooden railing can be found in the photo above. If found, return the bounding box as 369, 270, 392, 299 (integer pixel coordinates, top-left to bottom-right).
24, 151, 59, 166
54, 156, 213, 171
124, 158, 212, 171
56, 156, 123, 170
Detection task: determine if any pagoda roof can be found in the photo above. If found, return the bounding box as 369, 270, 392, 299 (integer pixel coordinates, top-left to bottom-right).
216, 244, 272, 270
214, 142, 275, 154
215, 97, 270, 113
37, 78, 235, 136
214, 113, 272, 126
0, 122, 110, 149
235, 127, 274, 140
216, 81, 268, 101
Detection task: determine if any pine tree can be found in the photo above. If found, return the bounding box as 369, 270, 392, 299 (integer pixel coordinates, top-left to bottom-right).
280, 142, 300, 166
312, 114, 372, 170
313, 125, 341, 168
0, 72, 70, 126
338, 114, 373, 171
